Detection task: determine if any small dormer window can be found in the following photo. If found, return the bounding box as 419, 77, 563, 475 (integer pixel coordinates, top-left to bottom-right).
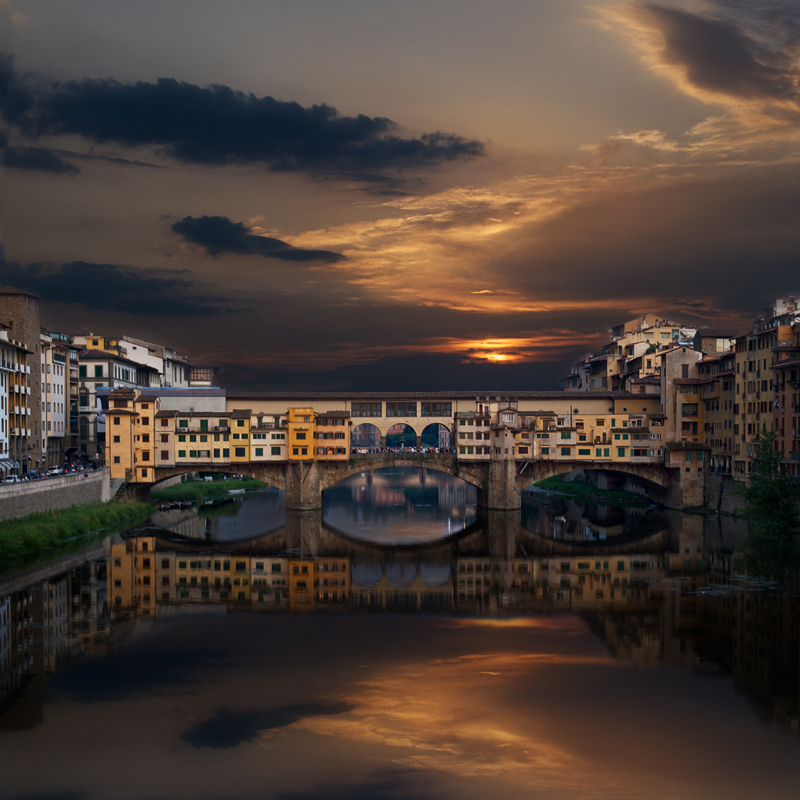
502, 412, 514, 422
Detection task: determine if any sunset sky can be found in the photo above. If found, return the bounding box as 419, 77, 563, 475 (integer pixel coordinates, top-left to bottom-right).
0, 0, 798, 389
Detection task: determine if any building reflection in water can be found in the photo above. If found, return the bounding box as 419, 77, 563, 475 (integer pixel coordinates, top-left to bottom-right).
1, 504, 798, 739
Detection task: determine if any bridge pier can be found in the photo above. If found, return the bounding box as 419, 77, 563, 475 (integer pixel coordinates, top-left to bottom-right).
484, 460, 522, 510
285, 461, 324, 510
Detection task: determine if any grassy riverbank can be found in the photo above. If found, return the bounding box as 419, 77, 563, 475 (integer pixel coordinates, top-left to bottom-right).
0, 501, 152, 567
532, 476, 653, 507
152, 477, 266, 503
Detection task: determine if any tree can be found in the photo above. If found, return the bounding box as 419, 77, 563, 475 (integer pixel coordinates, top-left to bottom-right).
739, 426, 800, 576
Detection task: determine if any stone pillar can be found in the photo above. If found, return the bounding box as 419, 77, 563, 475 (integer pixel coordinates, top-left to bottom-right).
665, 464, 707, 510
284, 461, 323, 510
485, 460, 521, 509
416, 436, 422, 449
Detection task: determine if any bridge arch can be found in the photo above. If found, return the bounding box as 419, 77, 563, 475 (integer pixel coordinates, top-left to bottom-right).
521, 461, 672, 503
421, 423, 451, 451
386, 422, 417, 449
351, 423, 381, 450
140, 464, 289, 500
318, 455, 486, 495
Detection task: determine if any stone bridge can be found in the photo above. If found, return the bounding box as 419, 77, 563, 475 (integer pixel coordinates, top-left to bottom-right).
130, 452, 702, 510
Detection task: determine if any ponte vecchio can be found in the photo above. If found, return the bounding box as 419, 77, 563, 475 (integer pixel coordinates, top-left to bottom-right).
105, 389, 708, 510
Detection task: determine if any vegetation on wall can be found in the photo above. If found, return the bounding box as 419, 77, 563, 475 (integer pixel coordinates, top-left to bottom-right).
0, 501, 152, 569
152, 477, 266, 503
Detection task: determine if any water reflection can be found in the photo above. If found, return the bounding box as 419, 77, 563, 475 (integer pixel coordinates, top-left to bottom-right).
150, 487, 284, 542
323, 466, 477, 544
2, 506, 800, 800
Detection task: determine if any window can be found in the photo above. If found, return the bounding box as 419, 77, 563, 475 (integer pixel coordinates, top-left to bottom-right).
141, 433, 150, 443
79, 365, 87, 377
178, 450, 186, 458
94, 365, 103, 377
560, 431, 571, 440
255, 447, 263, 457
113, 456, 120, 464
271, 446, 281, 455
113, 435, 120, 443
179, 419, 188, 427
296, 432, 306, 440
386, 402, 417, 417
421, 402, 452, 417
685, 452, 692, 462
236, 420, 245, 427
235, 447, 246, 457
352, 402, 382, 417
578, 448, 590, 455
617, 448, 626, 457
178, 435, 186, 442
213, 448, 220, 458
541, 447, 549, 454
561, 447, 571, 456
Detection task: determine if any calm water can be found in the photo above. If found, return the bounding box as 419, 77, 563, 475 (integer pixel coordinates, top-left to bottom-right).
1, 470, 799, 800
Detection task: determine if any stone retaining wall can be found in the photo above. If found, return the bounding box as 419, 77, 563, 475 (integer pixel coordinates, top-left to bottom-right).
0, 468, 111, 521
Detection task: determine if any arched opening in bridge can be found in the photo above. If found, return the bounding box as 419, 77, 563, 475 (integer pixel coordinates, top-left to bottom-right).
351, 423, 381, 450
322, 466, 479, 545
421, 423, 451, 451
149, 469, 285, 543
386, 423, 417, 449
522, 468, 668, 543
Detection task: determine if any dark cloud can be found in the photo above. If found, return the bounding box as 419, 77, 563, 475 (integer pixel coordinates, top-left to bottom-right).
172, 216, 346, 263
0, 128, 8, 149
0, 261, 228, 317
0, 55, 36, 128
640, 4, 800, 103
277, 768, 444, 800
181, 702, 352, 749
47, 648, 224, 703
1, 57, 483, 182
1, 145, 79, 174
15, 794, 88, 800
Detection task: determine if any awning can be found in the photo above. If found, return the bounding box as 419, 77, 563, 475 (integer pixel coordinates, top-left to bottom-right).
0, 460, 10, 470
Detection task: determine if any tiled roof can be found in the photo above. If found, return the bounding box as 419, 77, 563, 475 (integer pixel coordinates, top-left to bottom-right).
0, 285, 42, 298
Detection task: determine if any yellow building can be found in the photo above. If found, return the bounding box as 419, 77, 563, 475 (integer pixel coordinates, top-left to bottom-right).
107, 388, 138, 480
287, 407, 315, 460
229, 409, 252, 463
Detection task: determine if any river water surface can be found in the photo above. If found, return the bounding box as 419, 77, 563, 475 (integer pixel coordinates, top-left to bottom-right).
1, 468, 799, 800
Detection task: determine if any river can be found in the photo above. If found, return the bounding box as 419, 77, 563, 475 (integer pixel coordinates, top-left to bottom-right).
0, 468, 798, 800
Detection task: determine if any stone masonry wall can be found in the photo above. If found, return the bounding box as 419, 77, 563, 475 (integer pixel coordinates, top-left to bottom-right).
0, 468, 111, 521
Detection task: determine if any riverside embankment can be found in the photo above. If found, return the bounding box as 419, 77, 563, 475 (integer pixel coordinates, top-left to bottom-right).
0, 468, 113, 521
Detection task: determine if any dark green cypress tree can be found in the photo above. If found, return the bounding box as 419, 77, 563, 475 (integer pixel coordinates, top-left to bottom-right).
739, 425, 800, 576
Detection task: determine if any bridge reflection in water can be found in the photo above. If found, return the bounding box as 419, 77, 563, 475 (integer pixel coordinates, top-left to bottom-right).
2, 502, 799, 739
